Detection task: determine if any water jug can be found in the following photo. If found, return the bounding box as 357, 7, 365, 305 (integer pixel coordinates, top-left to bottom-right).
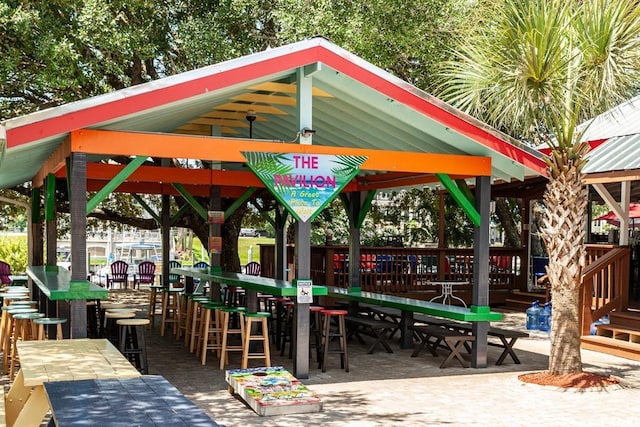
526, 300, 540, 330
539, 302, 552, 332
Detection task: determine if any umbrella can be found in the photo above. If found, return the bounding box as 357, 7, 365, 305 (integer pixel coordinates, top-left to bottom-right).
595, 203, 640, 227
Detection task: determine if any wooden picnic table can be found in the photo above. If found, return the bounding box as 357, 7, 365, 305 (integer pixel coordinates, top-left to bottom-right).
326, 286, 502, 368
4, 339, 141, 427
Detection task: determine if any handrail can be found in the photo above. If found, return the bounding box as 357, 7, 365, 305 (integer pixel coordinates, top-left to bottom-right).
580, 246, 630, 335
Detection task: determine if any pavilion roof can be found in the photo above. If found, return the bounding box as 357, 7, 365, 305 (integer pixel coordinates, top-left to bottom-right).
0, 37, 547, 192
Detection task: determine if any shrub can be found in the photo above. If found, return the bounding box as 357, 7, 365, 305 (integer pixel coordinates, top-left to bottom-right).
0, 237, 28, 273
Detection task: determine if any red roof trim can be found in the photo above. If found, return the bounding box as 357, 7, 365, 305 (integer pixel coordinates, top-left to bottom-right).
6, 41, 547, 175
313, 46, 548, 176
6, 49, 320, 148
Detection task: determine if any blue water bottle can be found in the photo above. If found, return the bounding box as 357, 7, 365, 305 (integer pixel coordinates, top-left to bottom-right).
539, 302, 551, 332
526, 300, 540, 330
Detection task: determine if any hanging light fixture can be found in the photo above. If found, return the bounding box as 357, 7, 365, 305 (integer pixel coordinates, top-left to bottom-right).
245, 109, 256, 138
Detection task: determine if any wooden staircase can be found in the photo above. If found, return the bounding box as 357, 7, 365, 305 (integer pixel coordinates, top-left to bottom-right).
504, 290, 549, 311
581, 311, 640, 362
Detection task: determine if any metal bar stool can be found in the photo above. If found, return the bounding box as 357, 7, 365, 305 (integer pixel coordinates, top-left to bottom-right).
117, 318, 150, 374
34, 317, 68, 340
279, 301, 295, 358
104, 310, 136, 345
241, 312, 271, 369
320, 309, 349, 372
219, 307, 246, 370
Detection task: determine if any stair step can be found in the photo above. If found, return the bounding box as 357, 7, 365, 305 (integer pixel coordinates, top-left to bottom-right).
511, 291, 547, 298
596, 323, 640, 343
609, 311, 640, 329
581, 335, 640, 361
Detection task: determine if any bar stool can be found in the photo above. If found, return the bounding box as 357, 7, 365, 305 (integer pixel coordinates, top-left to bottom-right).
198, 301, 225, 365
178, 291, 203, 342
117, 318, 150, 374
3, 307, 39, 375
104, 310, 136, 345
0, 293, 30, 352
160, 288, 182, 337
147, 284, 164, 329
273, 297, 291, 350
219, 307, 246, 370
320, 309, 349, 372
279, 301, 295, 358
223, 286, 245, 307
309, 305, 325, 363
34, 317, 68, 340
188, 296, 212, 353
241, 312, 271, 369
10, 312, 44, 379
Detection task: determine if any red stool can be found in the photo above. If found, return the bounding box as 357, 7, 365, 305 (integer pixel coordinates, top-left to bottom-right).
320, 309, 349, 372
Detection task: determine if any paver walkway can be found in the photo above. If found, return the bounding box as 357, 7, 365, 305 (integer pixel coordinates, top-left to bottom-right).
6, 288, 640, 426
125, 289, 640, 427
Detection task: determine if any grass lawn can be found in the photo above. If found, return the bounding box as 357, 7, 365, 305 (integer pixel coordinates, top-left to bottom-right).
238, 237, 274, 265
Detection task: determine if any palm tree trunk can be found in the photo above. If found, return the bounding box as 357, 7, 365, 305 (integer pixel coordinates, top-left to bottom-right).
542, 164, 587, 374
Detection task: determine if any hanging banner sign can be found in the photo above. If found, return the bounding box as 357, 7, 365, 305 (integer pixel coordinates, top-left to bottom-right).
243, 152, 367, 222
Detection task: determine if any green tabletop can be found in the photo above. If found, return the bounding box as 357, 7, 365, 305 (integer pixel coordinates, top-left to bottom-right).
172, 267, 327, 297
327, 286, 502, 322
27, 266, 108, 301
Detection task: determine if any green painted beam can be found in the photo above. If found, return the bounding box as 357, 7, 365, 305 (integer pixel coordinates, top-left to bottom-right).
339, 193, 350, 215
356, 190, 377, 228
170, 203, 191, 225
172, 183, 208, 220
224, 187, 256, 219
45, 173, 56, 221
132, 194, 160, 224
259, 211, 276, 228
455, 179, 475, 206
86, 156, 147, 214
436, 173, 481, 227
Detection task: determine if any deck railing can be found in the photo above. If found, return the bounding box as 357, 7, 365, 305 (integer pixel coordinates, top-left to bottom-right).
259, 244, 527, 296
580, 245, 630, 335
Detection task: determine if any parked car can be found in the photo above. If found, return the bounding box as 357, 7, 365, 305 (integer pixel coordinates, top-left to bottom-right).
240, 228, 258, 237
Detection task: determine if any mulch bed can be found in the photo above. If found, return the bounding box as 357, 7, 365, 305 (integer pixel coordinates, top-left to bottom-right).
518, 371, 620, 388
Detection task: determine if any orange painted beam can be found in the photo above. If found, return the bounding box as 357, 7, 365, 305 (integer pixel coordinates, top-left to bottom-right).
81, 164, 264, 187
355, 174, 468, 190
71, 129, 492, 176
33, 138, 71, 187
86, 181, 246, 198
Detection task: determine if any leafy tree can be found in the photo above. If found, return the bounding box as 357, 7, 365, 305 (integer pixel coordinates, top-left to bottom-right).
439, 0, 640, 374
1, 0, 483, 269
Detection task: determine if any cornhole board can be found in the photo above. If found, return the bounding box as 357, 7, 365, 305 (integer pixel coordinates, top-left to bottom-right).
225, 366, 322, 416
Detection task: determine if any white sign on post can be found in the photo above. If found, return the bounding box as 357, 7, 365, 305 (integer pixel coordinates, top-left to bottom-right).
296, 279, 313, 304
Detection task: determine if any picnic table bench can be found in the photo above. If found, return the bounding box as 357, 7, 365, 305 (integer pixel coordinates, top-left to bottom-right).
453, 324, 529, 365
326, 287, 517, 369
345, 314, 397, 354
409, 324, 476, 368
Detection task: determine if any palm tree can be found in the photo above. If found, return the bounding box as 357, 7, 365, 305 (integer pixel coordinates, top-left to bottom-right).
438, 0, 640, 374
